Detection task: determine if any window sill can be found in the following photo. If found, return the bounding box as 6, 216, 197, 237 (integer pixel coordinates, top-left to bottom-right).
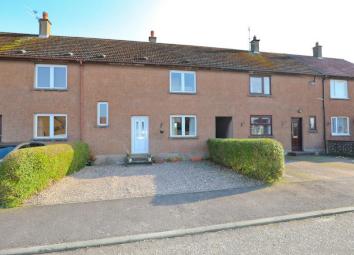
248, 135, 273, 138
33, 88, 68, 92
248, 94, 272, 97
169, 91, 197, 95
169, 136, 199, 139
33, 138, 68, 142
96, 125, 109, 128
329, 97, 351, 100
331, 134, 351, 137
309, 130, 318, 133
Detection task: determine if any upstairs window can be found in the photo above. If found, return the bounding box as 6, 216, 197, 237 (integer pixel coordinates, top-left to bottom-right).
97, 102, 109, 127
250, 115, 272, 136
34, 114, 67, 139
330, 80, 348, 99
170, 115, 197, 137
35, 64, 67, 89
250, 76, 271, 95
331, 116, 350, 136
170, 71, 196, 93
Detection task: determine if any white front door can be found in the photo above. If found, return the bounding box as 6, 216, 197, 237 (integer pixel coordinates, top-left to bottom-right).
131, 116, 149, 154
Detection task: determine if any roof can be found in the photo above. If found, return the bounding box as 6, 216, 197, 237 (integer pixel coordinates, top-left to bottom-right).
0, 32, 354, 78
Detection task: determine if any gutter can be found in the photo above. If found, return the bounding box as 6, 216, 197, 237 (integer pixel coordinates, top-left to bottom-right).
79, 60, 84, 141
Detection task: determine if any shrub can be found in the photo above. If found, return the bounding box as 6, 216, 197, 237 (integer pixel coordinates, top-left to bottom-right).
207, 138, 284, 183
0, 141, 89, 208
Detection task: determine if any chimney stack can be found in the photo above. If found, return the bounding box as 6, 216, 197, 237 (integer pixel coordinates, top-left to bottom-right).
250, 36, 260, 54
149, 30, 157, 43
39, 12, 51, 38
313, 42, 322, 58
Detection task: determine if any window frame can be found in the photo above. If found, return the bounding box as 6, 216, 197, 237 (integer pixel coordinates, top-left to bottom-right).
34, 64, 68, 90
330, 79, 349, 99
170, 115, 197, 138
249, 76, 271, 96
169, 70, 197, 94
34, 113, 68, 140
331, 116, 350, 136
250, 115, 273, 137
309, 116, 317, 131
97, 102, 109, 127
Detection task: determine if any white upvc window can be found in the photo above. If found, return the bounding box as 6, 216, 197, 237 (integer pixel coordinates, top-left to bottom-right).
170, 115, 197, 137
170, 71, 196, 93
34, 114, 67, 139
35, 64, 67, 89
97, 102, 109, 127
331, 116, 350, 136
330, 80, 348, 99
250, 76, 271, 95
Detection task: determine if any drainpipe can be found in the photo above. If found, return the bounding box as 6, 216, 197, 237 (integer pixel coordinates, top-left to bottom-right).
322, 76, 327, 154
79, 60, 84, 141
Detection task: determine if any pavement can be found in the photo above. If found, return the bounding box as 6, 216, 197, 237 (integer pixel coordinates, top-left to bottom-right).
1, 155, 354, 252
48, 212, 354, 255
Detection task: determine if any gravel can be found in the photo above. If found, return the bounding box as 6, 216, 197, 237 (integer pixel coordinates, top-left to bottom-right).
26, 161, 261, 206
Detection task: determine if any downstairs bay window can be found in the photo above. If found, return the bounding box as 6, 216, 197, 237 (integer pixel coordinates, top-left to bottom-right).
250, 115, 272, 136
331, 116, 350, 136
34, 114, 67, 139
170, 115, 197, 137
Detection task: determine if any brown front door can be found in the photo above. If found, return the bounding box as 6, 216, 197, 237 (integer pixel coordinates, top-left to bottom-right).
291, 118, 303, 151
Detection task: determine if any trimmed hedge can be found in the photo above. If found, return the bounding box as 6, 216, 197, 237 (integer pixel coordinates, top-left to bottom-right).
0, 141, 89, 208
208, 138, 284, 183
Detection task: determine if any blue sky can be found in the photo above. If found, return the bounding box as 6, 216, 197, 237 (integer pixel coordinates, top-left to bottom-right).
1, 0, 354, 62
0, 0, 157, 40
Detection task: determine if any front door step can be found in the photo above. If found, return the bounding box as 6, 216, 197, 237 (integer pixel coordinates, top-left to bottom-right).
287, 151, 316, 156
125, 153, 153, 165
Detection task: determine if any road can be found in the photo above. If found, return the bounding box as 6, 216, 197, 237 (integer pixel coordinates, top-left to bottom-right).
2, 175, 354, 250
50, 212, 354, 255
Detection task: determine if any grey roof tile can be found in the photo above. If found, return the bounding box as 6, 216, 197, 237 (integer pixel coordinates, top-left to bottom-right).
0, 32, 353, 77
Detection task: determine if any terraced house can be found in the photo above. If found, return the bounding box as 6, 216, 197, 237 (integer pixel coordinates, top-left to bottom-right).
0, 12, 354, 161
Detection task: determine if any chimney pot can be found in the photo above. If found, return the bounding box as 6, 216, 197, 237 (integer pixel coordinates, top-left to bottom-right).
42, 11, 48, 20
313, 42, 322, 58
149, 30, 157, 43
250, 35, 260, 54
39, 11, 51, 38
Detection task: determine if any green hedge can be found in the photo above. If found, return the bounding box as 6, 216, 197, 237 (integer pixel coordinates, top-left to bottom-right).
208, 138, 284, 183
0, 141, 89, 208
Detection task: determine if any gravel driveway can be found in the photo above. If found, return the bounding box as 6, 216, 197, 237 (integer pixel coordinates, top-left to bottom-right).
26, 161, 261, 206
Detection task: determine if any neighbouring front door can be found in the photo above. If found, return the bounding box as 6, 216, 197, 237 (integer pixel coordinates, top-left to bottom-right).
291, 117, 303, 151
131, 116, 149, 154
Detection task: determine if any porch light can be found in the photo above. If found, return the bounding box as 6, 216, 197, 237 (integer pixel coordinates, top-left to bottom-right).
160, 122, 164, 134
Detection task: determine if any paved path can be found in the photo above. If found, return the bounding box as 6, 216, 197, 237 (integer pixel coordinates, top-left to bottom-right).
49, 212, 354, 255
1, 177, 354, 250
